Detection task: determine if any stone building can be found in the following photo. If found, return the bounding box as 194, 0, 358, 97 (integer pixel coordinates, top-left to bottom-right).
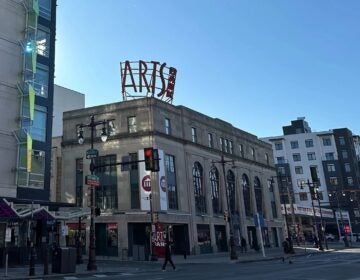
61, 97, 283, 258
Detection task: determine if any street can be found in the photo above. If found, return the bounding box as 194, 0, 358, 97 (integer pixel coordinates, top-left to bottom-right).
47, 248, 360, 280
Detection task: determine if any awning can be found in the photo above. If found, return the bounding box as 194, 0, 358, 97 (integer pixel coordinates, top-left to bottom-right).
18, 207, 56, 221
0, 199, 19, 220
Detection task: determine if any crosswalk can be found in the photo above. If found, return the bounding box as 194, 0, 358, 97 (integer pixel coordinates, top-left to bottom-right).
61, 272, 134, 279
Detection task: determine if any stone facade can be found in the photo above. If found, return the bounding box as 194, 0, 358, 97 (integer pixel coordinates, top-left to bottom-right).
61, 97, 283, 257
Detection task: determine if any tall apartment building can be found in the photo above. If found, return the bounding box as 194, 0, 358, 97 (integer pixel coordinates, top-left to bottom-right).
0, 0, 57, 264
0, 0, 56, 203
60, 97, 283, 257
263, 118, 360, 239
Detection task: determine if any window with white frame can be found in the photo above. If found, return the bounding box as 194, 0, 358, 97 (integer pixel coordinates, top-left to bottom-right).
307, 152, 316, 160
229, 140, 233, 154
191, 127, 197, 143
127, 116, 137, 133
208, 133, 213, 148
322, 138, 331, 146
305, 139, 314, 147
165, 118, 171, 135
295, 166, 303, 174
239, 144, 244, 157
219, 137, 224, 151
325, 152, 335, 160
327, 164, 336, 172
275, 142, 283, 150
290, 141, 299, 149
293, 153, 301, 162
347, 177, 354, 186
345, 163, 351, 172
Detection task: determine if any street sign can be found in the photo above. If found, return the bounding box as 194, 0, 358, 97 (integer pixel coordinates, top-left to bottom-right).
86, 149, 98, 159
85, 174, 100, 186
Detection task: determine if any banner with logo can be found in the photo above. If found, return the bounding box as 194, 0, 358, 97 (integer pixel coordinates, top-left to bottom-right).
138, 150, 151, 211
158, 150, 168, 211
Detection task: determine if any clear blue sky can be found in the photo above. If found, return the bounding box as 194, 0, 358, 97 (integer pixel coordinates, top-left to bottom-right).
55, 0, 360, 137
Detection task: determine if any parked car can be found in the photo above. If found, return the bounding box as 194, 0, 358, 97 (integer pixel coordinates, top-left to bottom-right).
325, 233, 336, 241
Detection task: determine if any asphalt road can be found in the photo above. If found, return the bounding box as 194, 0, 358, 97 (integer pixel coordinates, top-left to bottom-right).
51, 248, 360, 280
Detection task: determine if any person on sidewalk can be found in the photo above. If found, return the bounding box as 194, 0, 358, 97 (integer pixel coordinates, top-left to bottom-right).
282, 238, 293, 264
162, 238, 176, 271
240, 237, 247, 253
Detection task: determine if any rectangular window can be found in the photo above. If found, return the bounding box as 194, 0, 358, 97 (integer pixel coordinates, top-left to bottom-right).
219, 137, 224, 151
39, 0, 52, 19
191, 127, 197, 143
129, 153, 139, 209
307, 152, 316, 161
290, 141, 299, 149
297, 179, 305, 188
224, 139, 229, 153
295, 166, 303, 174
325, 152, 335, 160
75, 158, 83, 207
127, 116, 137, 133
208, 133, 213, 148
95, 155, 118, 209
339, 136, 345, 145
239, 144, 244, 157
275, 142, 283, 150
347, 177, 354, 186
17, 148, 45, 188
305, 139, 314, 147
345, 163, 351, 172
329, 177, 338, 185
299, 192, 308, 201
22, 105, 47, 142
251, 147, 256, 160
165, 154, 178, 210
265, 153, 269, 165
278, 166, 285, 175
229, 140, 233, 154
165, 118, 171, 135
342, 150, 348, 159
327, 164, 336, 172
277, 157, 285, 164
271, 201, 277, 218
34, 64, 49, 97
323, 138, 331, 146
36, 25, 50, 57
293, 153, 301, 162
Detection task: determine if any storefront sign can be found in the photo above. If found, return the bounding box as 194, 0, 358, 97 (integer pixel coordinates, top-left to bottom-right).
152, 223, 166, 257
280, 204, 334, 218
120, 60, 177, 103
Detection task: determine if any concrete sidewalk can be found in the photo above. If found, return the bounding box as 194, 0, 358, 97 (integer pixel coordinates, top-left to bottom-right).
0, 243, 351, 280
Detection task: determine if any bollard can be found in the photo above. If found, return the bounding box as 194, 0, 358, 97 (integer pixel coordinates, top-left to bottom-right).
43, 245, 49, 275
29, 245, 36, 276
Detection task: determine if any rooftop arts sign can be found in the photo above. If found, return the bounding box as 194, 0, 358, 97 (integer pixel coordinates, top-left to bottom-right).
120, 60, 177, 103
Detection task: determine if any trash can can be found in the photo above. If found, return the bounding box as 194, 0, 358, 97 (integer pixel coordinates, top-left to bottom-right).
52, 247, 76, 274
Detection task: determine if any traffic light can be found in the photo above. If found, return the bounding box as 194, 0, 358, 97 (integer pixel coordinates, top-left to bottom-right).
144, 148, 160, 172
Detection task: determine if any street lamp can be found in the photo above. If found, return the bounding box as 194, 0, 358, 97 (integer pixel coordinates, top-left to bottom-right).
78, 115, 110, 271
271, 173, 295, 254
212, 155, 238, 260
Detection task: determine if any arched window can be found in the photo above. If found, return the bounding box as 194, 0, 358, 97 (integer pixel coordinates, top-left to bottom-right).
193, 162, 206, 214
254, 176, 263, 214
210, 167, 220, 214
242, 174, 251, 216
227, 170, 236, 214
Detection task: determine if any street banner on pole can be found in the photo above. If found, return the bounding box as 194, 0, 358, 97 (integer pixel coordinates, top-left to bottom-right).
138, 150, 151, 210
158, 150, 168, 211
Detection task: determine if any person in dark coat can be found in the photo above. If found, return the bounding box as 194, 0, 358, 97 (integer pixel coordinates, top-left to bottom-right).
240, 237, 247, 253
282, 238, 293, 264
162, 239, 176, 271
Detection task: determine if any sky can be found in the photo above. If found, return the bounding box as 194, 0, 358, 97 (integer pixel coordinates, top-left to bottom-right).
54, 0, 360, 138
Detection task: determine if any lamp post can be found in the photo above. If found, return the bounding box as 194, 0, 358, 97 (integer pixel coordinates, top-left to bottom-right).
212, 155, 237, 260
302, 180, 324, 250
78, 115, 110, 271
76, 216, 83, 264
148, 193, 158, 261
272, 173, 294, 254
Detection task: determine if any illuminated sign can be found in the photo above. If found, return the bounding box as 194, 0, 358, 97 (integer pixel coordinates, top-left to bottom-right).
120, 60, 177, 103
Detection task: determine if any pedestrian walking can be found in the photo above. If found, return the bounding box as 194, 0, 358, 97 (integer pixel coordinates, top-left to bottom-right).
240, 237, 247, 253
282, 238, 293, 264
162, 239, 176, 271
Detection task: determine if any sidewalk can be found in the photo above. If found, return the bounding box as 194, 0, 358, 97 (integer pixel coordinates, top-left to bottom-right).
0, 243, 352, 280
